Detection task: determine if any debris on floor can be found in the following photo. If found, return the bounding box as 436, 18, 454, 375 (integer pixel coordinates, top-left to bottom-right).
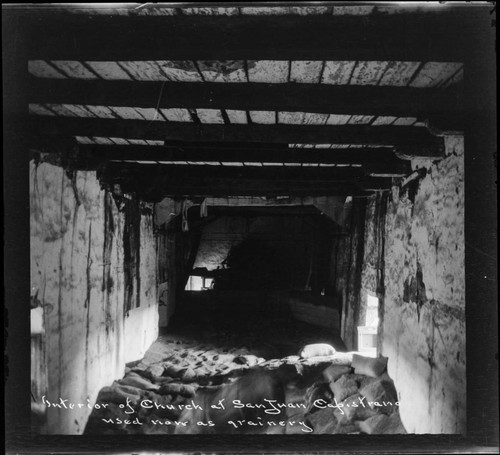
85, 329, 406, 435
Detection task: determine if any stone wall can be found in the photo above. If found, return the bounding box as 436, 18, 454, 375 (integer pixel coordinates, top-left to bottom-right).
30, 162, 159, 434
381, 136, 465, 434
331, 136, 465, 433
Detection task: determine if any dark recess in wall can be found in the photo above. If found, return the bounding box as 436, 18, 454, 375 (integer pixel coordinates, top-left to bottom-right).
213, 238, 286, 290
403, 261, 428, 321
123, 197, 141, 313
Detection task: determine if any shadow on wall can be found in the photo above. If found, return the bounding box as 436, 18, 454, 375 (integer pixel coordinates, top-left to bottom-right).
192, 214, 338, 294
212, 238, 294, 290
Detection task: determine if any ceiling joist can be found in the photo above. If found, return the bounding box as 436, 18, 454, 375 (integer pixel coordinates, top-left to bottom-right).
75, 144, 406, 164
22, 7, 472, 199
28, 79, 463, 118
30, 117, 445, 156
25, 13, 471, 61
105, 163, 365, 181
100, 163, 391, 200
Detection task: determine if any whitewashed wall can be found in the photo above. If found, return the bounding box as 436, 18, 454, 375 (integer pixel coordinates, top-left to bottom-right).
382, 136, 466, 434
30, 162, 159, 434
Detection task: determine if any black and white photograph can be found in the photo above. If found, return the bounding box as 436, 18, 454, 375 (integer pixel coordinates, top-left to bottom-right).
3, 1, 498, 452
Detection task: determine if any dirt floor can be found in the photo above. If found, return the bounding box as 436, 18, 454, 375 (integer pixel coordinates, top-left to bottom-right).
85, 293, 406, 435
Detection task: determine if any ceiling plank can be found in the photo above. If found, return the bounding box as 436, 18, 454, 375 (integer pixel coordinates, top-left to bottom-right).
30, 116, 445, 155
28, 78, 463, 118
25, 13, 472, 61
71, 144, 409, 172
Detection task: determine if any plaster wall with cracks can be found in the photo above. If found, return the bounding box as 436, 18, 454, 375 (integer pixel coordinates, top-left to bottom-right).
30, 161, 159, 434
381, 135, 465, 434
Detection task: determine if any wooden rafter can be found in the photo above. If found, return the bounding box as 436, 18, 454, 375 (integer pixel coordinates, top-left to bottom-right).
24, 12, 472, 61
30, 117, 445, 155
28, 79, 463, 118
102, 163, 366, 181
71, 144, 408, 169
100, 163, 391, 200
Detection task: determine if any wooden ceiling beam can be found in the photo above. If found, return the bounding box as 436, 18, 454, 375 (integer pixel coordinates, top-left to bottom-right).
71, 144, 408, 167
30, 117, 445, 156
98, 163, 392, 200
25, 12, 472, 61
101, 162, 366, 182
29, 79, 463, 118
106, 177, 371, 200
29, 140, 411, 176
122, 185, 367, 200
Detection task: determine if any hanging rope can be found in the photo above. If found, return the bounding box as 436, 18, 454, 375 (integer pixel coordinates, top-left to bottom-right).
181, 199, 189, 232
